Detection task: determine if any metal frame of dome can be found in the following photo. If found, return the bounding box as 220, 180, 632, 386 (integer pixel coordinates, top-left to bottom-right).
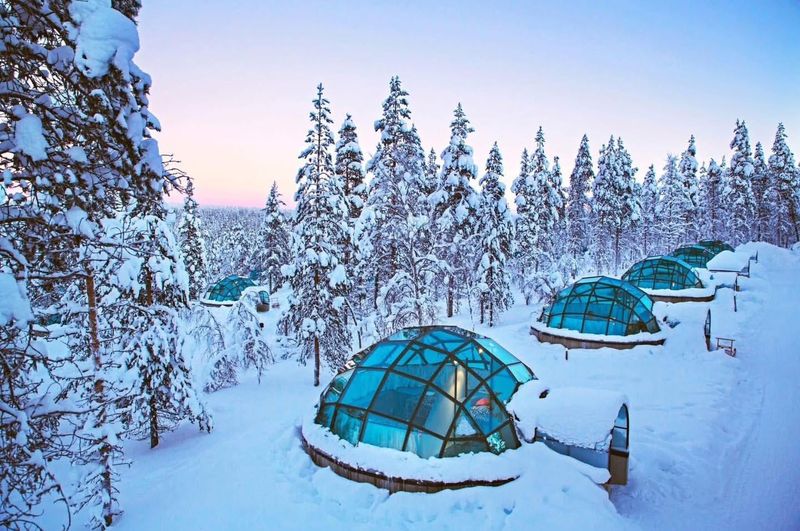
696, 240, 735, 256
201, 274, 255, 306
533, 276, 664, 349
622, 256, 703, 291
670, 244, 716, 268
312, 326, 535, 461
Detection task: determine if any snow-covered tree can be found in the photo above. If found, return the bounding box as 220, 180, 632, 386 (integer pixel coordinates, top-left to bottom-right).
678, 135, 701, 242
475, 143, 515, 326
360, 77, 427, 310
566, 134, 594, 261
701, 159, 725, 240
766, 123, 800, 246
657, 154, 692, 250
751, 142, 769, 241
336, 114, 367, 222
591, 137, 638, 273
722, 120, 756, 245
178, 178, 208, 299
280, 84, 351, 386
253, 182, 291, 292
423, 147, 440, 197
430, 104, 480, 316
639, 165, 659, 255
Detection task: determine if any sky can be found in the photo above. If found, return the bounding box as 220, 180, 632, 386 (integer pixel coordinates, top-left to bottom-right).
136, 1, 800, 209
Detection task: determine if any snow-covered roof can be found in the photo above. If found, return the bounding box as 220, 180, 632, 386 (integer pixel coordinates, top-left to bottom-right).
641, 286, 715, 299
508, 385, 628, 451
707, 250, 750, 273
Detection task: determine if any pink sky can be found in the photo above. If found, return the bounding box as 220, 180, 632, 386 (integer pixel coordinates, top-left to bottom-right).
136, 1, 800, 209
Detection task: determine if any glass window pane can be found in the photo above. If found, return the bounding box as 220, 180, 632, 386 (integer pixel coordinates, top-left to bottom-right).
413, 388, 457, 436
361, 413, 409, 450
405, 429, 444, 458
370, 372, 426, 420
361, 343, 407, 368
332, 407, 365, 445
339, 369, 384, 408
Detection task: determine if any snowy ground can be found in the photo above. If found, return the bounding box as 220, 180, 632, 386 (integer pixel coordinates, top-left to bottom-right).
54, 243, 800, 530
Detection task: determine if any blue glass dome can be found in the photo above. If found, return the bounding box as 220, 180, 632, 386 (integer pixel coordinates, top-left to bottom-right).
541, 276, 660, 336
315, 326, 535, 458
203, 275, 255, 304
670, 245, 716, 268
622, 256, 703, 291
696, 240, 734, 256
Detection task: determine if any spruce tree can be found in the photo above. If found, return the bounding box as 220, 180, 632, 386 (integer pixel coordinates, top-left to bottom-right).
178, 178, 208, 299
430, 104, 480, 316
639, 165, 659, 255
475, 143, 515, 326
280, 84, 351, 385
566, 135, 594, 262
678, 135, 700, 242
335, 114, 367, 222
254, 182, 291, 292
722, 120, 757, 245
657, 154, 692, 250
766, 123, 800, 245
751, 142, 769, 241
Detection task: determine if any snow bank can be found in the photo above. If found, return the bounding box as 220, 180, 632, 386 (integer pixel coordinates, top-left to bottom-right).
301, 412, 610, 485
70, 0, 139, 78
510, 386, 627, 450
531, 321, 666, 344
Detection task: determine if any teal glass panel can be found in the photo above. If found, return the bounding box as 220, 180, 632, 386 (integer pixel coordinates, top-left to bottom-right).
361, 414, 409, 450
370, 372, 426, 420
338, 369, 384, 408
405, 429, 444, 458
332, 407, 364, 445
361, 342, 407, 368
412, 389, 457, 436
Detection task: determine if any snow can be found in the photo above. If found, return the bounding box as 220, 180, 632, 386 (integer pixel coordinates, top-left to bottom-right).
0, 272, 33, 327
510, 386, 627, 450
707, 249, 751, 272
38, 243, 800, 530
15, 113, 49, 161
641, 286, 715, 299
301, 414, 611, 485
70, 0, 140, 79
531, 320, 667, 344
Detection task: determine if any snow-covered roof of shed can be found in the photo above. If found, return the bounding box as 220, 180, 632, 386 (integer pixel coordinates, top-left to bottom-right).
508, 385, 628, 451
707, 250, 750, 272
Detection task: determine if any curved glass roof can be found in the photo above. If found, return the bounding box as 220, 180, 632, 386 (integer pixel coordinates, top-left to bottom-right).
670, 245, 716, 268
315, 326, 535, 459
622, 256, 703, 291
541, 276, 660, 336
696, 240, 734, 256
204, 275, 255, 302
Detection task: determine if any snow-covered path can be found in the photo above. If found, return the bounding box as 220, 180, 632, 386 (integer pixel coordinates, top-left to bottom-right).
713, 246, 800, 530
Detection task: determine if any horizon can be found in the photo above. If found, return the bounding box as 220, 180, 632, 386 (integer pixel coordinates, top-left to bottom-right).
139, 1, 800, 209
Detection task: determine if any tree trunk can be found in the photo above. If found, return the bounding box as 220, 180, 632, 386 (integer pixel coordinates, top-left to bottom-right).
314, 335, 320, 387
86, 271, 114, 527
447, 277, 454, 318
614, 228, 621, 275
149, 389, 159, 449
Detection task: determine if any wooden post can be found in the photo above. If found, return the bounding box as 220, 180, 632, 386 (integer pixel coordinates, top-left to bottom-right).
565, 349, 569, 361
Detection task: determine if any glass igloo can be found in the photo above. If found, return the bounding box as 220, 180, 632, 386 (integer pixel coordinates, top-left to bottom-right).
201, 275, 255, 305
670, 245, 716, 268
314, 326, 535, 459
696, 240, 734, 256
622, 256, 703, 291
539, 276, 660, 336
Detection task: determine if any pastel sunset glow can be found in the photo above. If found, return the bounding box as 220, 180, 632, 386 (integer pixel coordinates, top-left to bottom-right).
138, 1, 799, 208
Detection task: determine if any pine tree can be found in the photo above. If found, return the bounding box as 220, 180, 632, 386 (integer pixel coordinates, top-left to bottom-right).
253, 182, 291, 292
423, 147, 440, 198
178, 178, 208, 299
361, 77, 427, 310
701, 159, 725, 240
639, 165, 659, 255
475, 143, 515, 326
766, 123, 800, 246
430, 104, 480, 316
751, 142, 769, 241
678, 135, 701, 242
280, 84, 351, 386
335, 114, 367, 222
592, 137, 638, 274
657, 154, 692, 250
566, 135, 594, 262
722, 120, 757, 245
